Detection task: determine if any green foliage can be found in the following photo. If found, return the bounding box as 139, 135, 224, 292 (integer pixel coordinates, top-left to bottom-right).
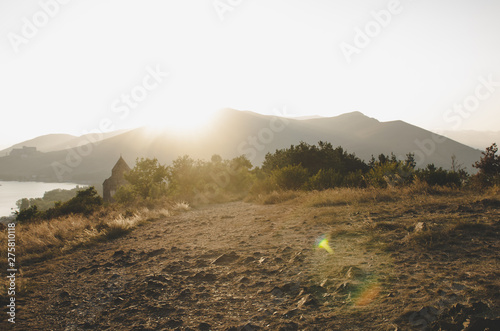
125, 157, 168, 199
16, 187, 82, 212
271, 164, 309, 190
308, 169, 343, 190
113, 184, 138, 204
415, 164, 463, 187
15, 205, 42, 222
166, 154, 254, 202
15, 187, 102, 223
262, 141, 368, 176
364, 158, 415, 188
473, 143, 500, 187
57, 187, 103, 216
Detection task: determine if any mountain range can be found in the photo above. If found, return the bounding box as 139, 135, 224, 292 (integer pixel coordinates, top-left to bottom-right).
0, 109, 484, 185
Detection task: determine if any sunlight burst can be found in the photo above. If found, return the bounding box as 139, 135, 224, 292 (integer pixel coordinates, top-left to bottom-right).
146, 109, 217, 134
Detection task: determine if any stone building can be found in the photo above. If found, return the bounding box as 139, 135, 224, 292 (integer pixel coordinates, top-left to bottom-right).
103, 156, 131, 202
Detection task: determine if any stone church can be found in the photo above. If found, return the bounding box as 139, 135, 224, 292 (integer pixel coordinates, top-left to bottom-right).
103, 156, 131, 202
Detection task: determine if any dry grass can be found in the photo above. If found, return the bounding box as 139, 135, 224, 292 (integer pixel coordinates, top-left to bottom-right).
172, 201, 190, 212
248, 190, 304, 205
0, 199, 189, 268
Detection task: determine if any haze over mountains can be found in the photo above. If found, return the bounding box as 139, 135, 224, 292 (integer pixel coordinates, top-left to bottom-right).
0, 109, 483, 184
438, 130, 500, 150
0, 130, 128, 156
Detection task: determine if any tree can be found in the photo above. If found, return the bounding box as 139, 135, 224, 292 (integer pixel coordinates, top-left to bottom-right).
272, 164, 309, 190
16, 198, 30, 211
56, 186, 103, 216
473, 143, 500, 186
125, 157, 168, 199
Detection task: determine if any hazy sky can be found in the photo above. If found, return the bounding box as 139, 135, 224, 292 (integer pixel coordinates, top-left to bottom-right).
1, 0, 499, 149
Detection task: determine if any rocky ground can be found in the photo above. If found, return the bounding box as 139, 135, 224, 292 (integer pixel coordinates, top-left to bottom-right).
5, 195, 500, 330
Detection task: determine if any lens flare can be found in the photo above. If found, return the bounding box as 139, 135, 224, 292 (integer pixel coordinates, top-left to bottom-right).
316, 235, 334, 254
354, 282, 382, 307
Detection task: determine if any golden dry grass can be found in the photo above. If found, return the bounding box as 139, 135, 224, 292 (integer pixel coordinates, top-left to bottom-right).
0, 199, 187, 268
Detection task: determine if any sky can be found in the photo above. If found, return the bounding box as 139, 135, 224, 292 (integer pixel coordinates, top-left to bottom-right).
1, 0, 499, 150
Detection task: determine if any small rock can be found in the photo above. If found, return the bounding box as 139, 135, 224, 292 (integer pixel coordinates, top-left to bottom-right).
147, 248, 166, 257
198, 322, 212, 330
238, 323, 261, 330
238, 276, 251, 284
211, 252, 240, 265
59, 290, 70, 298
112, 250, 124, 257
278, 322, 299, 331
414, 222, 427, 233
297, 294, 318, 309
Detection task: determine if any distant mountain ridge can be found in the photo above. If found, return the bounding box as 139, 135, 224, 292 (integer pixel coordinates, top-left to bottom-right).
0, 130, 129, 155
438, 130, 500, 150
0, 109, 482, 184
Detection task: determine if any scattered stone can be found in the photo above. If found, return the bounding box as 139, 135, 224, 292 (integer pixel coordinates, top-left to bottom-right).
198, 322, 212, 330
414, 222, 427, 233
270, 287, 284, 298
212, 252, 240, 265
278, 322, 299, 331
59, 290, 70, 298
297, 294, 318, 309
243, 256, 255, 263
451, 282, 466, 291
177, 288, 192, 299
191, 271, 217, 282
146, 280, 164, 289
235, 322, 261, 330
238, 276, 251, 284
112, 250, 124, 257
162, 319, 183, 328
146, 248, 166, 257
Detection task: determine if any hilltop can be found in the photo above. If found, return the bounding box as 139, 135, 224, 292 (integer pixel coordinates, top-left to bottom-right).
0, 109, 482, 183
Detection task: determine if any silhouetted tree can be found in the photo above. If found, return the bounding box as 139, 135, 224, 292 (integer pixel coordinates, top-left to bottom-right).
473, 143, 500, 186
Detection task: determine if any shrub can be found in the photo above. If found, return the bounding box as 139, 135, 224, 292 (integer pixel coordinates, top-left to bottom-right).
472, 143, 500, 188
125, 157, 168, 199
113, 184, 138, 204
308, 169, 343, 190
271, 164, 309, 190
364, 161, 414, 188
16, 187, 103, 223
415, 164, 462, 187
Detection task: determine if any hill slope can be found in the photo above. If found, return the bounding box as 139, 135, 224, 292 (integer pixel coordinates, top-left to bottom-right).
11, 191, 500, 330
0, 109, 482, 183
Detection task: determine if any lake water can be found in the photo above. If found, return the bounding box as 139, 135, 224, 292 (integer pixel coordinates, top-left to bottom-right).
0, 181, 83, 217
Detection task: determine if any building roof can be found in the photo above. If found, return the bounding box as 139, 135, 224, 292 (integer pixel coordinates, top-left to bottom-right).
111, 156, 131, 177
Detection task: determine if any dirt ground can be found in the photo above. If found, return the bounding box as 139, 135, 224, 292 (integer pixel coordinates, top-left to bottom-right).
6, 196, 500, 330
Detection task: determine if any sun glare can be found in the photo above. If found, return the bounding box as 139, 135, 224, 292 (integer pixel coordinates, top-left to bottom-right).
145, 109, 217, 135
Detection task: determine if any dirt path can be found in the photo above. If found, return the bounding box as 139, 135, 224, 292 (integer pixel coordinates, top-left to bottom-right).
18, 202, 343, 330
12, 199, 500, 330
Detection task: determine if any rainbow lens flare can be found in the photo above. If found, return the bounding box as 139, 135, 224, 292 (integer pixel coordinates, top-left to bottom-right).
316, 236, 334, 254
